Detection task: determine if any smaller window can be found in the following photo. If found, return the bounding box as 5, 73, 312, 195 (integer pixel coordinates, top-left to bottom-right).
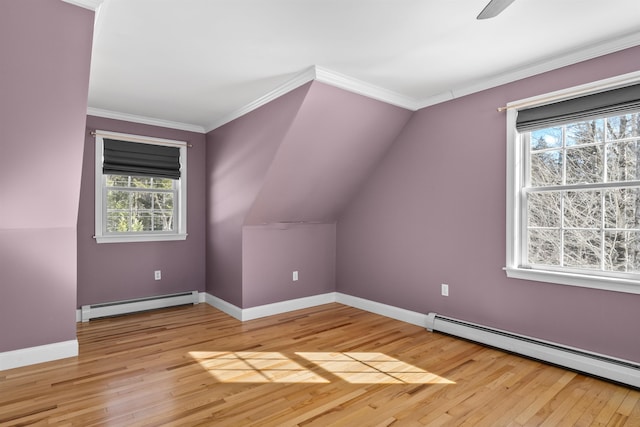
94, 131, 187, 243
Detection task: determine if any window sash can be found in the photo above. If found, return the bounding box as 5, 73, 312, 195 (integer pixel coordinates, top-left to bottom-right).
103, 177, 178, 235
505, 71, 640, 294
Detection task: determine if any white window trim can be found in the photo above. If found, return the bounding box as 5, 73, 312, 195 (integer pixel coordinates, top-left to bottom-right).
506, 70, 640, 294
94, 130, 187, 244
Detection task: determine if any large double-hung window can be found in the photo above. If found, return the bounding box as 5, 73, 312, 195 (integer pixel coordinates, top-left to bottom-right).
94, 131, 187, 243
507, 73, 640, 293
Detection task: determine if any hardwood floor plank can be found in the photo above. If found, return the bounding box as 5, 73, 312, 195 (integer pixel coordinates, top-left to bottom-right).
0, 303, 637, 426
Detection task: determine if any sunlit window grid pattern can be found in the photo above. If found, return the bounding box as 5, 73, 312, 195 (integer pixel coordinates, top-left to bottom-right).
105, 174, 176, 233
525, 113, 640, 275
188, 351, 454, 385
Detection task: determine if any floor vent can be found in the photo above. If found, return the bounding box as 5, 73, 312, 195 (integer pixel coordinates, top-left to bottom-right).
81, 291, 199, 322
426, 312, 640, 389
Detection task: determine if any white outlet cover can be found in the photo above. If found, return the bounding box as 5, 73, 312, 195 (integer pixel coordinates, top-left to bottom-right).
155, 270, 162, 280
293, 271, 299, 281
441, 284, 449, 296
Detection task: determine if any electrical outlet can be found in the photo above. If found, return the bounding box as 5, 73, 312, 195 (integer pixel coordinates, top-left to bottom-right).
441, 283, 449, 296
155, 270, 162, 281
293, 271, 299, 281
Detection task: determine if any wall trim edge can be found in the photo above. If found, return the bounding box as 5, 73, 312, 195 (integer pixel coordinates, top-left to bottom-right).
334, 293, 429, 328
0, 340, 79, 371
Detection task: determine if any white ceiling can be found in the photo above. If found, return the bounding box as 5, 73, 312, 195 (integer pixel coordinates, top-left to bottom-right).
85, 0, 640, 132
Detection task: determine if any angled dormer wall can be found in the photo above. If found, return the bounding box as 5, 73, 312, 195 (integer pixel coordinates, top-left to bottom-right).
206, 81, 412, 308
0, 1, 94, 354
206, 83, 313, 307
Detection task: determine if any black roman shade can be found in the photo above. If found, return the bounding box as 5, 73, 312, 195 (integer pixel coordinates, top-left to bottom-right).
516, 83, 640, 132
103, 138, 181, 179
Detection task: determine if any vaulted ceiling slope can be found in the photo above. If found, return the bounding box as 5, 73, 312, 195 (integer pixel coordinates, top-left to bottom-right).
245, 81, 413, 225
207, 80, 412, 227
74, 0, 640, 133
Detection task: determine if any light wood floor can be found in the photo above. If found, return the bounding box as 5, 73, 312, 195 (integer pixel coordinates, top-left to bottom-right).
1, 303, 639, 426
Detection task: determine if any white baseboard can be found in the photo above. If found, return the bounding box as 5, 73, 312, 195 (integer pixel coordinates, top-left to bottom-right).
203, 291, 429, 326
241, 293, 336, 321
205, 292, 337, 321
335, 293, 429, 328
0, 340, 78, 371
75, 291, 425, 327
205, 293, 244, 320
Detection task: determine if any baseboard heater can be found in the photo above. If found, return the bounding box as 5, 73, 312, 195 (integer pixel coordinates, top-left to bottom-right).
81, 291, 199, 322
426, 313, 640, 389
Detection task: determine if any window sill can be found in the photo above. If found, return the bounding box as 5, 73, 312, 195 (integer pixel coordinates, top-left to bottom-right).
95, 233, 187, 244
505, 266, 640, 295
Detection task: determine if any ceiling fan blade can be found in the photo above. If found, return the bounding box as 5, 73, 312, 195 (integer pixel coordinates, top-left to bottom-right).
477, 0, 516, 19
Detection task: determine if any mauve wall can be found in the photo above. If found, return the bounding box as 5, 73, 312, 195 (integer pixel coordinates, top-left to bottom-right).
207, 81, 411, 308
337, 46, 640, 362
243, 224, 336, 307
206, 84, 311, 306
246, 81, 413, 225
0, 1, 94, 352
77, 116, 206, 307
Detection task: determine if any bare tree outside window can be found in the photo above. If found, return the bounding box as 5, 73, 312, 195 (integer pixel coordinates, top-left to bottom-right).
526, 112, 640, 274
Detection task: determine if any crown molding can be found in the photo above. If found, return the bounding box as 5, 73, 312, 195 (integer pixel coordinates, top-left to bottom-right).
205, 65, 421, 132
61, 0, 104, 11
314, 66, 422, 111
87, 31, 640, 134
87, 107, 206, 133
418, 31, 640, 109
205, 67, 317, 132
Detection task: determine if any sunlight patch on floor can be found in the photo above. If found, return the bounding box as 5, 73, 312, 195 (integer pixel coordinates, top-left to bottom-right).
189, 351, 329, 383
189, 351, 454, 384
296, 352, 455, 384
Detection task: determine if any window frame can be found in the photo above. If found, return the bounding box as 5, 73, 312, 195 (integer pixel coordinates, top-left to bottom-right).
94, 130, 188, 244
506, 71, 640, 294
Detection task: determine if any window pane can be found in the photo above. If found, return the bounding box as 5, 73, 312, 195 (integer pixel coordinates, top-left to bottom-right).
128, 176, 174, 189
566, 119, 604, 146
130, 176, 153, 188
153, 212, 174, 231
531, 127, 562, 150
106, 175, 130, 188
106, 175, 175, 189
134, 192, 152, 208
606, 113, 639, 140
528, 229, 561, 266
604, 188, 640, 229
607, 140, 640, 182
106, 211, 130, 232
563, 230, 601, 269
151, 177, 174, 189
604, 231, 640, 272
528, 192, 561, 227
530, 150, 562, 186
154, 192, 174, 211
564, 191, 601, 229
565, 145, 603, 184
106, 189, 131, 210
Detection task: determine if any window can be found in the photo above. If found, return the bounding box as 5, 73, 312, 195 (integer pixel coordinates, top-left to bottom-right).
506, 73, 640, 294
94, 131, 187, 243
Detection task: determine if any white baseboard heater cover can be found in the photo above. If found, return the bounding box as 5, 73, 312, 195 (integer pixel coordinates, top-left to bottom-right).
81, 291, 199, 322
426, 313, 640, 389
